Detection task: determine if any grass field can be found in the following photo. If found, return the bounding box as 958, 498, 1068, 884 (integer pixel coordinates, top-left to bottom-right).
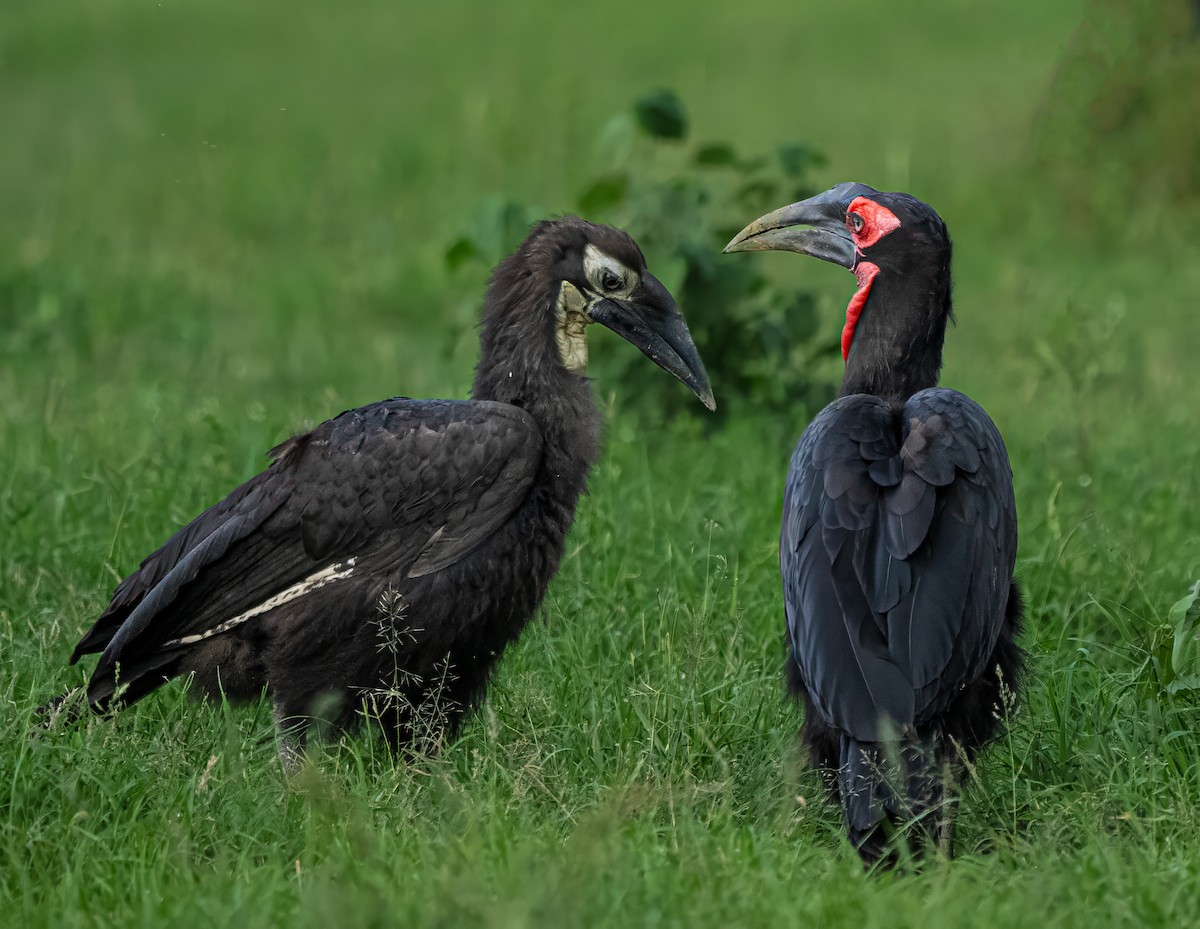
4, 1, 1200, 926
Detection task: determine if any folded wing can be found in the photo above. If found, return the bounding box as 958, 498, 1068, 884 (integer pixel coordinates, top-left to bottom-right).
781, 388, 1016, 741
72, 398, 543, 707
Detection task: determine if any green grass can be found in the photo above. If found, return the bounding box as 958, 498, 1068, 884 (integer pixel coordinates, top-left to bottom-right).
4, 1, 1200, 925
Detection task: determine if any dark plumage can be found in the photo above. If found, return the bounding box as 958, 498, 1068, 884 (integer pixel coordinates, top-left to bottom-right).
49, 217, 714, 765
727, 184, 1023, 865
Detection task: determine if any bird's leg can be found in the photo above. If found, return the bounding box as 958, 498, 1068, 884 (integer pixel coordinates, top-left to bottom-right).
274, 703, 309, 776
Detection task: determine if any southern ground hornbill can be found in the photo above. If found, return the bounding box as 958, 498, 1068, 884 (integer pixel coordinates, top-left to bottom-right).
726, 183, 1023, 864
46, 218, 714, 766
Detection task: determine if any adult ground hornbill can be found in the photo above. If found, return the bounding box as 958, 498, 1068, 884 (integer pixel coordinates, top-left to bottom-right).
725, 184, 1023, 864
48, 218, 714, 766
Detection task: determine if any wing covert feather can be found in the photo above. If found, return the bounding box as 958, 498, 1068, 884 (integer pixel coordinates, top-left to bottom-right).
77, 398, 543, 681
782, 389, 1016, 740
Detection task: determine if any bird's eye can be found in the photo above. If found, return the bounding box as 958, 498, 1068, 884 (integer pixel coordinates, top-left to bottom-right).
600, 268, 623, 292
848, 212, 865, 234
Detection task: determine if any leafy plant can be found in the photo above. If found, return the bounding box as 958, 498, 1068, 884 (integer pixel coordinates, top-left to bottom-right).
1135, 581, 1200, 700
445, 90, 839, 424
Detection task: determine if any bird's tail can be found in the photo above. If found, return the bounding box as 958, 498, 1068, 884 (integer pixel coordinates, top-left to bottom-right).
838, 733, 950, 867
34, 659, 180, 732
33, 688, 92, 730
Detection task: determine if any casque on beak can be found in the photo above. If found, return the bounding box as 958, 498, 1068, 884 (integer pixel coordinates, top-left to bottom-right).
723, 182, 878, 268
587, 271, 716, 411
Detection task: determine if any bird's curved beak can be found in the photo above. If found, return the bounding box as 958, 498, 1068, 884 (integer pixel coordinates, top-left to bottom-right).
723, 183, 873, 268
588, 272, 716, 411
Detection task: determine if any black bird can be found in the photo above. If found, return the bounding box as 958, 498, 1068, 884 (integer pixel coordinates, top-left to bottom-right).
726, 184, 1022, 864
51, 218, 714, 766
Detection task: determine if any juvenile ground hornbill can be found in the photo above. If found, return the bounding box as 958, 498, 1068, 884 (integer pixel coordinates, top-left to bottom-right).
45, 218, 714, 766
725, 184, 1023, 864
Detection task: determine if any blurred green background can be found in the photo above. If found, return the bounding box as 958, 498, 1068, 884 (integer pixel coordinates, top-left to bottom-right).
3, 1, 1200, 926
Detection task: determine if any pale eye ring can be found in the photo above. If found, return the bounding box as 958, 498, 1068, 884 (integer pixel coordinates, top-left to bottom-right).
848, 212, 865, 234
600, 268, 623, 292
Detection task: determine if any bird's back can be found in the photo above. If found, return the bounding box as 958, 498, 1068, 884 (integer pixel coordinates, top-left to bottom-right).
781, 387, 1017, 741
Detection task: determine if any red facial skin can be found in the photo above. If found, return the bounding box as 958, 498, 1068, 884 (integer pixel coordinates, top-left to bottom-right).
847, 196, 901, 250
843, 262, 879, 361
841, 197, 901, 361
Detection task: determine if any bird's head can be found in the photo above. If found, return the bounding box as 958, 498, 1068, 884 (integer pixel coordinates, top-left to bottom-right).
485, 217, 714, 410
724, 183, 950, 361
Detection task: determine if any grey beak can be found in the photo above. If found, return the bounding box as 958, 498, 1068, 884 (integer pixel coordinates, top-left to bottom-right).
588, 272, 716, 411
723, 182, 878, 268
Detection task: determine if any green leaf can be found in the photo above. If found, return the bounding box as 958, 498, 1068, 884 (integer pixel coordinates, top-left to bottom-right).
1167, 582, 1200, 626
594, 113, 635, 166
444, 237, 479, 271
783, 292, 820, 343
694, 143, 738, 167
778, 143, 827, 178
735, 155, 769, 174
737, 178, 779, 211
655, 255, 689, 297
1169, 581, 1200, 678
677, 239, 719, 281
715, 225, 748, 247
634, 90, 687, 140
758, 317, 789, 359
1164, 674, 1200, 695
497, 201, 536, 254
578, 173, 629, 215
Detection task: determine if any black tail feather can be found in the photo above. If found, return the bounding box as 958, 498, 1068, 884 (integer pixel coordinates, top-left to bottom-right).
34, 689, 90, 729
85, 652, 183, 710
838, 734, 947, 866
34, 652, 183, 734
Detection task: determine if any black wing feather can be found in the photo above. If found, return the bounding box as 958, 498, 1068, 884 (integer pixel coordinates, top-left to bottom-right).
782, 389, 1016, 742
75, 398, 543, 699
70, 463, 294, 662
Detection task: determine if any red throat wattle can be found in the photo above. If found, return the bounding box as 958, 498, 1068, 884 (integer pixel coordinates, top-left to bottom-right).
843, 262, 879, 361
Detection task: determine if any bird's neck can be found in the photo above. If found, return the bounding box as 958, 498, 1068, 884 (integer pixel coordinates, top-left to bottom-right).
471, 285, 603, 488
838, 258, 952, 402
